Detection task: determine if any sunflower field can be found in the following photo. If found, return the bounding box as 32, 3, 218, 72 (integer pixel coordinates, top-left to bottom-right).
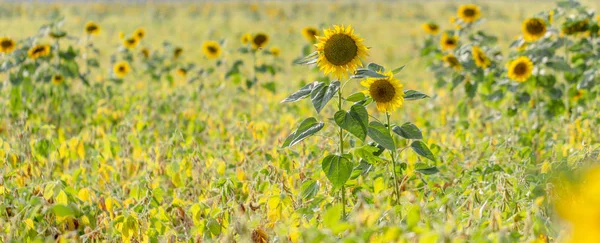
2, 0, 600, 242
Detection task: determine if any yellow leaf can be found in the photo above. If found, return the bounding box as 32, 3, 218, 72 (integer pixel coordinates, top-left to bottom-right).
78, 188, 91, 202
25, 219, 35, 230
77, 142, 85, 159
56, 190, 68, 205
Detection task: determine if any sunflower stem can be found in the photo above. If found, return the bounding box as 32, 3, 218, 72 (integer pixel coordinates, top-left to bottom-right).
386, 111, 401, 204
337, 84, 346, 219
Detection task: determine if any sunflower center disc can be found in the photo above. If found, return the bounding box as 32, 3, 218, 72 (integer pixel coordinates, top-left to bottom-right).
514, 63, 528, 75
254, 35, 267, 47
1, 41, 12, 48
208, 46, 218, 53
526, 20, 545, 35
119, 66, 125, 72
370, 80, 396, 103
463, 9, 476, 17
324, 34, 358, 66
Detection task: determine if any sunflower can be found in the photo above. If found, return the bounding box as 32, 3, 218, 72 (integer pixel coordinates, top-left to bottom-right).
174, 47, 183, 59
176, 68, 187, 77
522, 18, 547, 42
302, 27, 319, 43
52, 74, 64, 85
562, 19, 590, 36
251, 33, 270, 49
440, 33, 458, 51
27, 44, 51, 59
270, 47, 280, 57
442, 53, 462, 71
134, 28, 146, 40
85, 21, 100, 35
457, 4, 481, 23
202, 41, 221, 59
113, 61, 130, 78
241, 33, 252, 45
123, 37, 139, 49
0, 37, 16, 54
315, 25, 369, 79
472, 46, 491, 69
507, 56, 534, 82
361, 71, 404, 112
422, 22, 440, 35
140, 48, 150, 59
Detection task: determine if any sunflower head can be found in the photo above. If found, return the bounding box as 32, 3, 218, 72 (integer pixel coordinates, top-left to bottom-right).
202, 41, 222, 59
174, 47, 183, 59
522, 18, 547, 42
134, 28, 146, 40
507, 56, 534, 82
361, 71, 404, 112
251, 33, 270, 49
123, 37, 139, 49
562, 19, 590, 36
241, 33, 252, 44
0, 37, 16, 54
113, 61, 130, 78
440, 33, 458, 51
472, 46, 491, 69
52, 74, 64, 85
302, 27, 319, 43
315, 25, 369, 79
28, 44, 51, 59
140, 48, 150, 59
85, 21, 100, 35
457, 4, 481, 23
422, 22, 440, 35
176, 68, 187, 77
270, 47, 281, 57
442, 53, 462, 71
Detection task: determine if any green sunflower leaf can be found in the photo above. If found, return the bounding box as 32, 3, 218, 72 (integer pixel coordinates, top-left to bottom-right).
352, 68, 387, 79
416, 166, 440, 175
334, 104, 368, 141
367, 63, 385, 73
367, 121, 395, 150
321, 154, 354, 188
281, 81, 322, 103
293, 51, 319, 65
282, 117, 324, 148
410, 141, 436, 162
404, 90, 430, 100
392, 122, 423, 139
346, 92, 366, 102
311, 81, 340, 113
392, 65, 406, 74
300, 180, 320, 200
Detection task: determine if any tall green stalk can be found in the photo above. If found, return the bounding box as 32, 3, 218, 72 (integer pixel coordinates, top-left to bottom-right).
386, 112, 401, 203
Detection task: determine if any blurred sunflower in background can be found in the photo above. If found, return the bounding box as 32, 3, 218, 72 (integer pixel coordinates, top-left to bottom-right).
241, 33, 252, 45
118, 31, 125, 40
134, 28, 146, 40
140, 48, 150, 59
472, 46, 491, 69
270, 46, 280, 57
28, 44, 51, 59
422, 22, 440, 35
251, 33, 270, 49
315, 25, 368, 79
457, 4, 481, 23
361, 71, 404, 112
562, 18, 590, 36
507, 56, 533, 82
442, 53, 462, 70
176, 68, 187, 77
113, 61, 130, 78
52, 74, 64, 85
302, 27, 319, 43
174, 47, 183, 59
123, 37, 139, 49
202, 41, 222, 59
0, 37, 16, 54
522, 18, 547, 42
440, 33, 458, 51
85, 21, 100, 35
